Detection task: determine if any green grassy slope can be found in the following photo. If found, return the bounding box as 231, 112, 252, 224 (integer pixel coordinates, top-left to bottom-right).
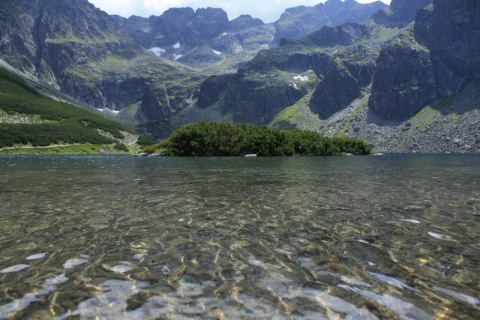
0, 67, 153, 153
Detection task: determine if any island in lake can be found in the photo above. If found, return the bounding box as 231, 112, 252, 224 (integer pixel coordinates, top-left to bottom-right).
144, 122, 371, 157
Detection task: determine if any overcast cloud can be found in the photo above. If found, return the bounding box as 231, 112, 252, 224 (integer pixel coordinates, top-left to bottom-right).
88, 0, 390, 23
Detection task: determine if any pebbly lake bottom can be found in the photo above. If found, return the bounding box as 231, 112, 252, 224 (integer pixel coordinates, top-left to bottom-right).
0, 154, 479, 319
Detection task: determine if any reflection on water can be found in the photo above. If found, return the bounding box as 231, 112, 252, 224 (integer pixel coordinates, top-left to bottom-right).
0, 154, 479, 319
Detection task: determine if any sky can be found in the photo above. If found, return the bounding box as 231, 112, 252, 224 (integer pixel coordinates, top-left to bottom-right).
88, 0, 391, 23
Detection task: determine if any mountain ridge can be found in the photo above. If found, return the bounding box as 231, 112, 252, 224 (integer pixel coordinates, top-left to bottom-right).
1, 0, 479, 152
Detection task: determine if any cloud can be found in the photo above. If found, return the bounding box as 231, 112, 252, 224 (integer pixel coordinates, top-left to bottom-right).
89, 0, 390, 22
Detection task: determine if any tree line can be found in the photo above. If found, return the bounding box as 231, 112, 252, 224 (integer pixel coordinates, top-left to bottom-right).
144, 121, 371, 156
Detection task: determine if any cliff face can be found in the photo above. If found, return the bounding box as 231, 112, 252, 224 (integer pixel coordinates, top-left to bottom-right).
415, 0, 480, 97
116, 7, 229, 52
0, 0, 139, 85
273, 0, 387, 44
0, 0, 204, 132
373, 0, 433, 27
368, 31, 437, 120
190, 0, 480, 153
368, 0, 480, 120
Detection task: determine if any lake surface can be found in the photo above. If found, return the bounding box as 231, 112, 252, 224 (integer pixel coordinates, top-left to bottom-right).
0, 154, 479, 319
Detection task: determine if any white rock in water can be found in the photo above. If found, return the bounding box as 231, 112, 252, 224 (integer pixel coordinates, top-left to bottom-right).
0, 264, 29, 273
26, 253, 47, 260
110, 264, 134, 273
44, 274, 69, 287
401, 219, 421, 224
63, 258, 88, 269
428, 232, 446, 239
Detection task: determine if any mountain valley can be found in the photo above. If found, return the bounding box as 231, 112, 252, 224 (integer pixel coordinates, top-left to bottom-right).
0, 0, 479, 153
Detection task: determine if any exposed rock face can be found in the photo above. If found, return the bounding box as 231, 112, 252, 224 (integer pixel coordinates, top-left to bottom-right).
282, 23, 373, 48
373, 0, 432, 27
369, 0, 480, 120
196, 73, 307, 124
0, 0, 203, 125
415, 0, 480, 97
211, 34, 244, 55
183, 8, 229, 49
115, 7, 229, 51
111, 1, 383, 72
273, 0, 387, 44
368, 32, 437, 120
227, 15, 264, 32
161, 8, 197, 42
0, 0, 139, 85
114, 8, 265, 70
136, 86, 171, 123
311, 45, 377, 118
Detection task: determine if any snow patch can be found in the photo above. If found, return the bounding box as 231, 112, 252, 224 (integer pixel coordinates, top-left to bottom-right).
173, 42, 181, 49
148, 47, 165, 56
222, 32, 228, 36
98, 108, 119, 115
213, 50, 222, 55
174, 54, 183, 61
294, 75, 309, 82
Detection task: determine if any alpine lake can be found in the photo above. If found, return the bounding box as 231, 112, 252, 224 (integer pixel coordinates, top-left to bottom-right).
0, 154, 479, 319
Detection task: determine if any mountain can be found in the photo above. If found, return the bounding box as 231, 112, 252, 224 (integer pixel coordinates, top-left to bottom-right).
273, 0, 387, 45
188, 0, 480, 153
372, 0, 432, 27
0, 0, 206, 139
1, 0, 479, 153
112, 1, 387, 73
0, 0, 390, 140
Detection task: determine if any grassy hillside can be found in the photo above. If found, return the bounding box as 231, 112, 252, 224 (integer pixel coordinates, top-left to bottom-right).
0, 67, 154, 153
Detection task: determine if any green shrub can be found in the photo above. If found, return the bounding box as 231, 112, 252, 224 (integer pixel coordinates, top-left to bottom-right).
136, 135, 157, 146
114, 143, 129, 152
145, 121, 371, 156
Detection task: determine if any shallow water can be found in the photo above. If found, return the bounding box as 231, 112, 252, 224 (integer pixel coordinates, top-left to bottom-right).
0, 154, 479, 319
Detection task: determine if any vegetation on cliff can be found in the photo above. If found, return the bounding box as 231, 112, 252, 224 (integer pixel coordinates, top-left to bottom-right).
144, 121, 371, 156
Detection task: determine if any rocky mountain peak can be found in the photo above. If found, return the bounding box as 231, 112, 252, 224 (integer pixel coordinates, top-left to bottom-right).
227, 15, 264, 32
373, 0, 433, 27
183, 7, 229, 48
273, 0, 387, 44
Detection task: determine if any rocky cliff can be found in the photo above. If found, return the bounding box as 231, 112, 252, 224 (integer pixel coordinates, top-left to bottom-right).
273, 0, 387, 45
189, 0, 480, 153
0, 0, 139, 85
373, 0, 432, 27
115, 7, 230, 54
0, 0, 206, 139
415, 0, 480, 97
113, 0, 387, 72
